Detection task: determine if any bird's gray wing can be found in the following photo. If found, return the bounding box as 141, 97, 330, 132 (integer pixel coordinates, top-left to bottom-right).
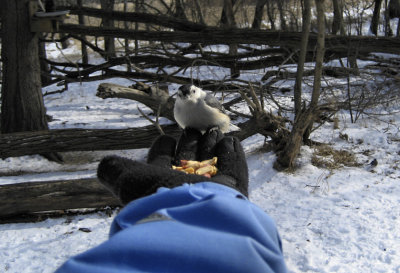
204, 93, 225, 112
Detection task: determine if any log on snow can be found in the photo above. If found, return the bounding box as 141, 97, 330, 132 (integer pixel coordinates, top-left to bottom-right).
0, 178, 120, 219
0, 125, 181, 158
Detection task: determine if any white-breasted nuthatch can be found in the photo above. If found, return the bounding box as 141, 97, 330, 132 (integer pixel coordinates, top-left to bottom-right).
174, 85, 231, 133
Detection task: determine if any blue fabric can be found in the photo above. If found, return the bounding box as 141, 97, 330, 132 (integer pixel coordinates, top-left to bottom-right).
56, 182, 287, 273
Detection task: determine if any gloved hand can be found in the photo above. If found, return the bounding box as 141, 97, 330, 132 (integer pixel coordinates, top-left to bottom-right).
97, 128, 248, 205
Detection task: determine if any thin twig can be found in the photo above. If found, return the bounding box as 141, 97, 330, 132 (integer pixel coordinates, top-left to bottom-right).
238, 89, 257, 114
137, 105, 165, 135
248, 83, 263, 112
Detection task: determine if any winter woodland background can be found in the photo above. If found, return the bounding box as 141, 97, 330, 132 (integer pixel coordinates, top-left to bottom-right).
0, 0, 400, 272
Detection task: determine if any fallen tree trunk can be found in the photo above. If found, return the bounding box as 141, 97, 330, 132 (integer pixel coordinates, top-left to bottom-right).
97, 82, 175, 121
62, 6, 209, 32
0, 124, 180, 158
262, 66, 361, 81
45, 65, 255, 88
0, 178, 120, 220
58, 24, 400, 55
48, 49, 290, 78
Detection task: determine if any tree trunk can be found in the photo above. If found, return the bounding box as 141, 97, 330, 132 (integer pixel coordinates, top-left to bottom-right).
371, 0, 383, 35
78, 0, 88, 64
38, 35, 52, 86
384, 0, 393, 36
100, 0, 116, 59
265, 0, 276, 30
193, 0, 205, 25
134, 0, 141, 56
303, 0, 326, 141
309, 0, 325, 110
294, 0, 311, 118
389, 0, 400, 18
221, 0, 240, 77
332, 0, 345, 35
174, 0, 187, 20
277, 0, 287, 31
397, 17, 400, 36
274, 109, 314, 169
275, 0, 325, 169
1, 0, 49, 134
123, 0, 131, 57
252, 0, 268, 29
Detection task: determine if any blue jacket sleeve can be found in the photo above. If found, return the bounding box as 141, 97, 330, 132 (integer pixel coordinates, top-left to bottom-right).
56, 182, 287, 273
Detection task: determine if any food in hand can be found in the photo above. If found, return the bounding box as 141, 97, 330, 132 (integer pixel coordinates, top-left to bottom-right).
172, 157, 218, 178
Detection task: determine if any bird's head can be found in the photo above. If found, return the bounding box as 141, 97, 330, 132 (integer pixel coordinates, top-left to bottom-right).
177, 85, 204, 102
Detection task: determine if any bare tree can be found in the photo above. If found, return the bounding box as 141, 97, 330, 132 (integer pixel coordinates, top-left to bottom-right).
78, 0, 88, 64
221, 0, 240, 77
193, 0, 205, 25
174, 0, 187, 20
277, 0, 287, 30
371, 0, 383, 35
332, 0, 345, 35
252, 0, 268, 29
388, 0, 400, 35
100, 0, 116, 59
294, 0, 312, 118
384, 0, 393, 36
265, 0, 276, 30
275, 0, 326, 169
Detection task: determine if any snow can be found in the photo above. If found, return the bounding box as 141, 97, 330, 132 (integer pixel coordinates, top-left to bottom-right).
1, 43, 400, 273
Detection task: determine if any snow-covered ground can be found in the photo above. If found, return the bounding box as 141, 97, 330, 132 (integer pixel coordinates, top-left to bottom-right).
1, 40, 400, 273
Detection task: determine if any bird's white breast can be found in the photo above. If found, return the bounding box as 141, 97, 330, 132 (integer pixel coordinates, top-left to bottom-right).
174, 98, 223, 131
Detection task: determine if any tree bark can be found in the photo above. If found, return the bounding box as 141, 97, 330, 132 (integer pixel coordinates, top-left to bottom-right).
294, 0, 311, 118
64, 6, 208, 32
303, 0, 326, 141
332, 0, 345, 35
97, 83, 176, 121
310, 0, 325, 110
174, 0, 187, 20
57, 24, 400, 55
275, 0, 326, 170
265, 0, 276, 30
1, 0, 49, 134
277, 0, 287, 31
221, 0, 240, 78
77, 0, 88, 64
0, 178, 120, 219
274, 108, 315, 169
371, 0, 383, 35
52, 47, 290, 76
384, 0, 393, 36
0, 125, 181, 159
193, 0, 205, 25
389, 0, 400, 18
39, 35, 52, 86
100, 0, 116, 59
252, 0, 268, 29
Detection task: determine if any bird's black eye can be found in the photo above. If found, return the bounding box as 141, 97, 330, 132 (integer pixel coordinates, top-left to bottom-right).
192, 89, 195, 93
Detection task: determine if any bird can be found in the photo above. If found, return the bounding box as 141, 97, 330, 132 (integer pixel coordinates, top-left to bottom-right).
370, 158, 378, 167
174, 85, 231, 133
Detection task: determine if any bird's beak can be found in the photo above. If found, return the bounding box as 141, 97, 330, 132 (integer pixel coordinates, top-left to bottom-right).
178, 85, 192, 98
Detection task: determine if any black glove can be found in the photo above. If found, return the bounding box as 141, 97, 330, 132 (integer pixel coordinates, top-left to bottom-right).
97, 128, 248, 205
